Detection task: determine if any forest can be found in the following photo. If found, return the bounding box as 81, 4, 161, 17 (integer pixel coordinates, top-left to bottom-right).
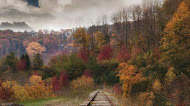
0, 0, 190, 105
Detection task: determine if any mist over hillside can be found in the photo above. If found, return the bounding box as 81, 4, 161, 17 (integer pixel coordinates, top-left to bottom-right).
0, 22, 32, 31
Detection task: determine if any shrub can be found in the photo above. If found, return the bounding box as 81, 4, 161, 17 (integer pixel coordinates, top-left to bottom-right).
59, 72, 69, 88
138, 92, 155, 106
11, 83, 29, 101
25, 75, 54, 100
0, 81, 13, 100
52, 76, 60, 92
71, 75, 95, 93
112, 84, 123, 96
0, 75, 54, 101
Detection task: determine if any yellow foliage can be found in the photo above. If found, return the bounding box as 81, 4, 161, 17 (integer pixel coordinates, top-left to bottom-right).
73, 28, 90, 49
1, 75, 54, 101
25, 75, 54, 100
165, 67, 176, 83
94, 31, 106, 48
29, 75, 43, 84
152, 79, 162, 92
2, 81, 17, 89
11, 84, 29, 101
117, 63, 143, 98
165, 2, 190, 33
2, 81, 29, 101
138, 92, 155, 106
161, 1, 190, 77
26, 42, 46, 55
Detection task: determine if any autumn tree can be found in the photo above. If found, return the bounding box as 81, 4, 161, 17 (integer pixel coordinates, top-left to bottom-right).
117, 63, 143, 98
94, 31, 106, 49
161, 1, 190, 77
162, 0, 184, 22
17, 55, 27, 71
117, 45, 130, 62
78, 47, 88, 63
73, 28, 90, 50
97, 45, 113, 61
26, 42, 46, 55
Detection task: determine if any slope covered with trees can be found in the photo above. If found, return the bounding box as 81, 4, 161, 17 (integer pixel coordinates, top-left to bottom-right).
0, 0, 189, 105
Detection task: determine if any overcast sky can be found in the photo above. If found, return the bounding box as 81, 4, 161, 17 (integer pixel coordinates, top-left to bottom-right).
0, 0, 142, 30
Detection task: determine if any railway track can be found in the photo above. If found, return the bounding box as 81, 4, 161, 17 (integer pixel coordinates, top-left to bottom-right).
81, 90, 114, 106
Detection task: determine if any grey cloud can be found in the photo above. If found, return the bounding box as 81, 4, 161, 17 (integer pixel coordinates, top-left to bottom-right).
0, 0, 142, 30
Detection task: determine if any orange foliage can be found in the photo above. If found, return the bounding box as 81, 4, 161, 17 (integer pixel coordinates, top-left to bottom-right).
138, 92, 155, 106
117, 63, 143, 98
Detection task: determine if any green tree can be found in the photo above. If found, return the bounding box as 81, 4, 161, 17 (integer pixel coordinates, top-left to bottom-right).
25, 54, 31, 70
64, 54, 85, 80
4, 52, 19, 72
33, 53, 43, 70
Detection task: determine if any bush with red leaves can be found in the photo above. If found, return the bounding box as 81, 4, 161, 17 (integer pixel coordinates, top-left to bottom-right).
0, 80, 13, 100
113, 83, 123, 96
52, 77, 60, 92
59, 72, 69, 88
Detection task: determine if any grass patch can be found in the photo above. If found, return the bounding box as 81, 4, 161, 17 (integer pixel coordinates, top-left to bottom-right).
17, 97, 60, 106
17, 88, 97, 106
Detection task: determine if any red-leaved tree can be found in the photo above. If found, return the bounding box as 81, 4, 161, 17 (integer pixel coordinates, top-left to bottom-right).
17, 59, 27, 71
78, 48, 88, 63
97, 45, 113, 61
117, 45, 130, 62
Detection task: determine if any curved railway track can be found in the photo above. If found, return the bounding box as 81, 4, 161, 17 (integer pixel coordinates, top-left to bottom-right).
81, 90, 114, 106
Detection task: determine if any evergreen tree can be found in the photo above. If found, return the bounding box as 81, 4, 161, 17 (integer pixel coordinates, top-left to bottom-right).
33, 53, 43, 70
25, 54, 31, 70
4, 52, 19, 72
